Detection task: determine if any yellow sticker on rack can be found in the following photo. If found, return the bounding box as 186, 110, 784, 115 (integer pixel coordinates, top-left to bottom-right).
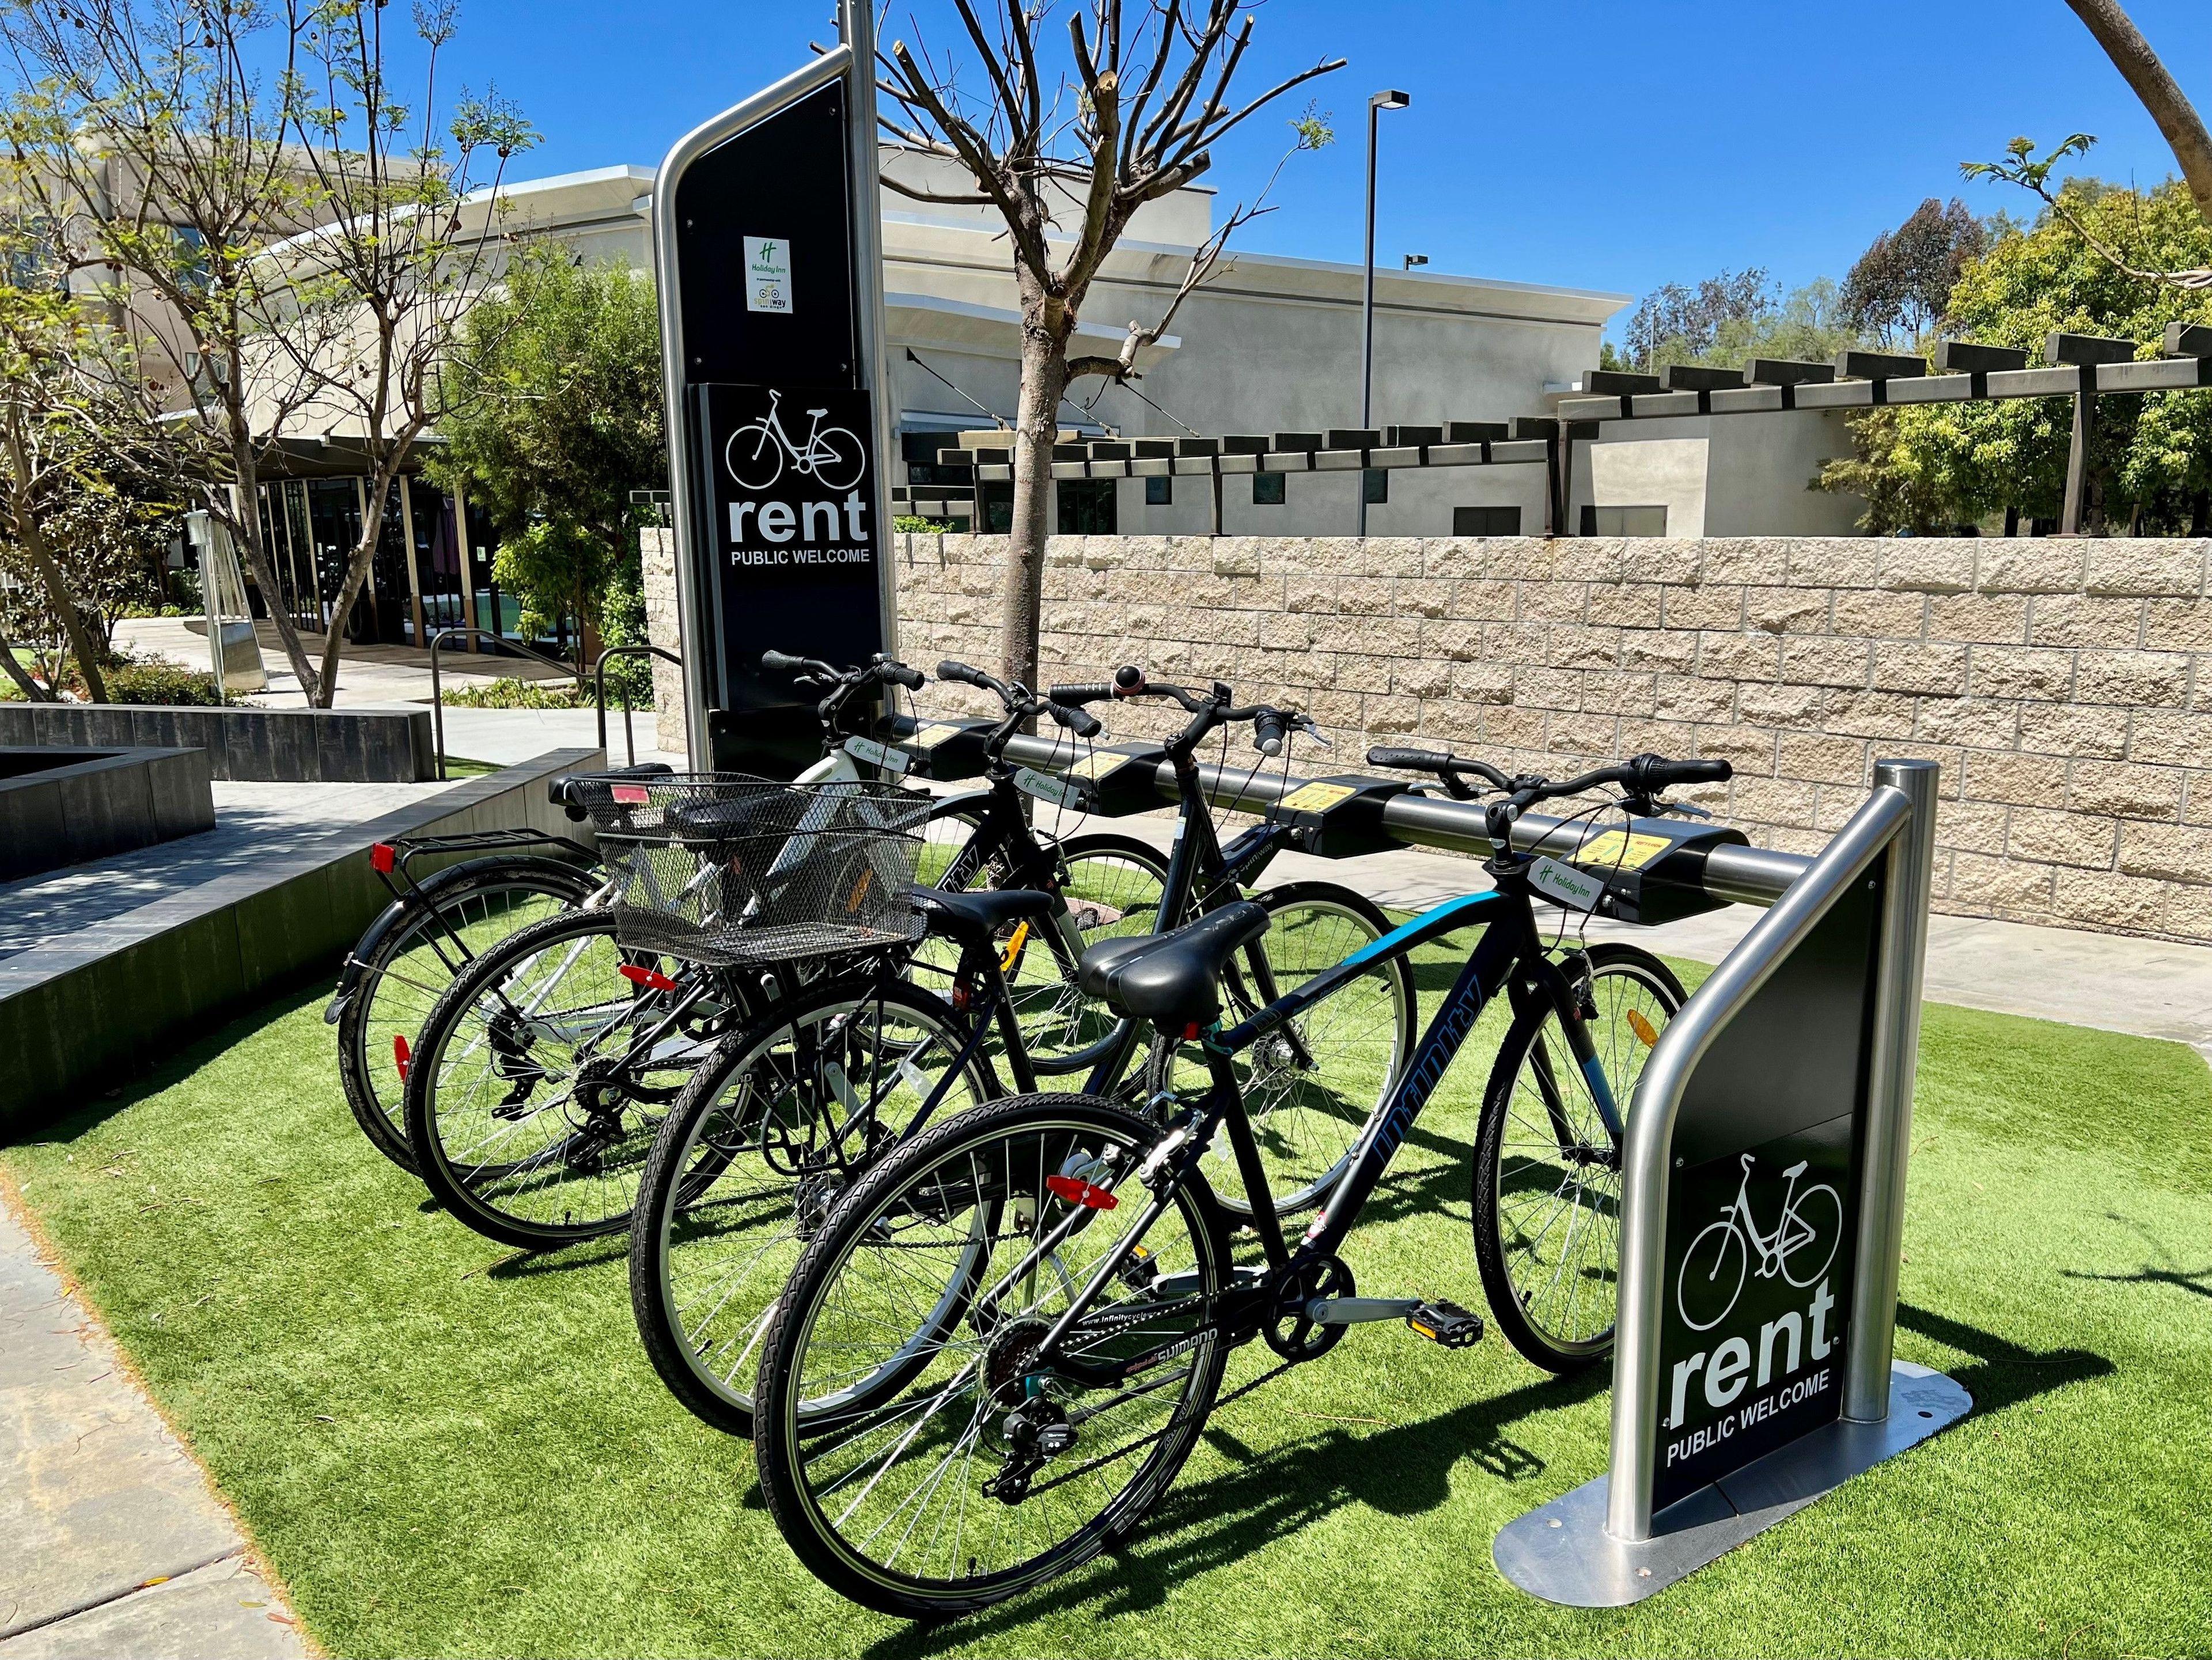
1568, 829, 1674, 871
913, 723, 967, 747
1275, 781, 1358, 813
1066, 751, 1123, 780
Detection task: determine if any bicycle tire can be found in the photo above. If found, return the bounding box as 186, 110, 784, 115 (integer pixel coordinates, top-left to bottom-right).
405, 908, 721, 1249
628, 975, 1000, 1438
1472, 943, 1686, 1371
754, 1092, 1230, 1619
1005, 831, 1172, 1075
337, 853, 600, 1174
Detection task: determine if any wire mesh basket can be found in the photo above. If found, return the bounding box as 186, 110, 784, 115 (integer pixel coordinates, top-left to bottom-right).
571, 772, 931, 967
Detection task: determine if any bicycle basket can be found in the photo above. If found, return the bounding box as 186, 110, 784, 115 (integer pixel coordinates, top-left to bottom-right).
570, 772, 930, 966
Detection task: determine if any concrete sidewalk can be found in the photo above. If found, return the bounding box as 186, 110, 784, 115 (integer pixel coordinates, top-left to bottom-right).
0, 1189, 304, 1659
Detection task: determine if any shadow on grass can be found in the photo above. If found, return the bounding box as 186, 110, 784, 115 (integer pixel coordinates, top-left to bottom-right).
1895, 1302, 2113, 1415
2058, 1211, 2212, 1302
2, 980, 328, 1151
860, 1364, 1605, 1655
485, 1236, 630, 1279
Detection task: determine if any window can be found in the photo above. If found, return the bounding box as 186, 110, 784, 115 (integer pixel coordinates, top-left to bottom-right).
979, 482, 1014, 533
170, 225, 211, 294
2, 214, 63, 293
1363, 468, 1388, 505
1252, 472, 1286, 506
1581, 505, 1669, 536
1453, 505, 1522, 536
1145, 474, 1172, 506
1056, 479, 1117, 534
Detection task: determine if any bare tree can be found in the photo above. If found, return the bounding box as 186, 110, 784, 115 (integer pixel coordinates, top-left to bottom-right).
1965, 2, 2212, 289
875, 0, 1342, 690
2, 0, 336, 698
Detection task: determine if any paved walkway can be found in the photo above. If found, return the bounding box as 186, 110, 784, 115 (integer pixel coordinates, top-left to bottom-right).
112, 617, 572, 709
0, 1191, 304, 1658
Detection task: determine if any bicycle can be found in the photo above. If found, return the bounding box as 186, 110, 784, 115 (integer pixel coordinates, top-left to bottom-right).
1675, 1153, 1844, 1332
626, 670, 1412, 1436
332, 653, 930, 1174
749, 749, 1726, 1617
726, 389, 866, 492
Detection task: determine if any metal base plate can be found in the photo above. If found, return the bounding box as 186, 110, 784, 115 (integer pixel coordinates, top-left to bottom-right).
1493, 1362, 1971, 1606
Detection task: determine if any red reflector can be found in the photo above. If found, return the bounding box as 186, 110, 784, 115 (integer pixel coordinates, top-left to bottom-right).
369, 843, 396, 874
618, 963, 677, 992
1046, 1174, 1118, 1211
611, 783, 650, 805
393, 1033, 411, 1081
1181, 1022, 1200, 1041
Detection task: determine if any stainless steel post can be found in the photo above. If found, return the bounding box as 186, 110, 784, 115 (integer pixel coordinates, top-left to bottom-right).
840, 0, 898, 657
1844, 758, 1940, 1421
1600, 783, 1912, 1543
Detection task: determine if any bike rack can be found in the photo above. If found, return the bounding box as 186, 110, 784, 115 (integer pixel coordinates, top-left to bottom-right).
593, 644, 685, 767
425, 628, 592, 782
982, 726, 1968, 1605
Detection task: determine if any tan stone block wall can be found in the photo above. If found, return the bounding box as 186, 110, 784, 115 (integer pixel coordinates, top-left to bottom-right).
639, 529, 686, 757
891, 532, 2212, 945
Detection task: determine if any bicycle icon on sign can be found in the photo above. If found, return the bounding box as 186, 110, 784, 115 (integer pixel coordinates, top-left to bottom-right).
1676, 1153, 1843, 1332
725, 389, 866, 494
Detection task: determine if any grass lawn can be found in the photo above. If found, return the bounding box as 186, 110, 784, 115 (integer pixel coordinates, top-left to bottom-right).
4, 934, 2209, 1658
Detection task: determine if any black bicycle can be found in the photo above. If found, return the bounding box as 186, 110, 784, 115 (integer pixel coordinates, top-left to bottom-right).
750, 749, 1726, 1617
626, 669, 1415, 1437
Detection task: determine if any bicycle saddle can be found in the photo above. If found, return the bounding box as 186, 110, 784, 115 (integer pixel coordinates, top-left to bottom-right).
908, 886, 1056, 943
550, 762, 674, 820
1077, 901, 1269, 1030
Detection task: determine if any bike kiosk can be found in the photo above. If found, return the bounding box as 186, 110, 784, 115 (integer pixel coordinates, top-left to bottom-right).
978, 729, 1971, 1604
654, 1, 899, 776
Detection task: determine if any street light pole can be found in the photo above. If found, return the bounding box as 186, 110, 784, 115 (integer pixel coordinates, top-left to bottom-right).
1360, 89, 1410, 536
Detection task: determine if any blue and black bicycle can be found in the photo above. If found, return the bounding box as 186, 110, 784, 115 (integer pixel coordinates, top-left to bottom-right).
750, 747, 1729, 1617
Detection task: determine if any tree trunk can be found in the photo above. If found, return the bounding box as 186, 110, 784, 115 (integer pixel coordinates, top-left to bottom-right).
317, 457, 404, 707
3, 416, 107, 703
1001, 333, 1067, 692
0, 613, 51, 700
224, 433, 322, 703
2066, 0, 2212, 226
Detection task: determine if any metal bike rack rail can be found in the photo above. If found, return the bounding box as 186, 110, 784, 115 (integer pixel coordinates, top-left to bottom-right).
425, 628, 590, 782
993, 729, 1966, 1602
593, 644, 685, 766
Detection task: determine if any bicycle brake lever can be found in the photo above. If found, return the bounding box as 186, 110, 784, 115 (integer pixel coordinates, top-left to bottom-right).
1656, 798, 1713, 820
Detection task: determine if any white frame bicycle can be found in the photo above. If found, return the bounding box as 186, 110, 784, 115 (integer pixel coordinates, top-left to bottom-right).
724, 389, 866, 493
1675, 1153, 1843, 1332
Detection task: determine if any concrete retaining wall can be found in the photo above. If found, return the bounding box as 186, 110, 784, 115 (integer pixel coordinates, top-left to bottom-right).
0, 703, 434, 783
882, 532, 2212, 945
0, 749, 597, 1135
0, 748, 214, 881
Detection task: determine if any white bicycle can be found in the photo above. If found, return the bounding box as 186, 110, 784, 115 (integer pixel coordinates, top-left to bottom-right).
1675, 1153, 1843, 1332
725, 389, 866, 492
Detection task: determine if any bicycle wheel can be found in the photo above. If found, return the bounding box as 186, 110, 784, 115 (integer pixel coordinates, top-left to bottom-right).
725, 420, 783, 490
1147, 882, 1416, 1216
629, 977, 999, 1438
338, 854, 600, 1174
1473, 943, 1685, 1371
405, 909, 718, 1249
755, 1093, 1230, 1620
1004, 832, 1169, 1072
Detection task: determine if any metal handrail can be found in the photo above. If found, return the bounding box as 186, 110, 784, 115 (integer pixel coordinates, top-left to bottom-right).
593, 643, 684, 765
425, 626, 585, 782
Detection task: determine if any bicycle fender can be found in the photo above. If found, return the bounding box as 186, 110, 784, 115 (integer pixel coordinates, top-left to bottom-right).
338, 853, 597, 998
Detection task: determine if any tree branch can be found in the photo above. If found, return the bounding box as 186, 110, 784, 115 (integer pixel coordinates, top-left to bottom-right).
2065, 0, 2212, 226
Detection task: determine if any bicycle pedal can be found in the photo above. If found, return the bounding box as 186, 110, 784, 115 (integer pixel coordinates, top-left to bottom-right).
1406, 1298, 1483, 1349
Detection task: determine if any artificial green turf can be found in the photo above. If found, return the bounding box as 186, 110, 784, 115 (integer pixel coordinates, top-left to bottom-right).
5, 949, 2210, 1658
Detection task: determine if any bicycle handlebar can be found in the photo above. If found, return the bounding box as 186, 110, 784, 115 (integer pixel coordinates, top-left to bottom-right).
938, 661, 1104, 742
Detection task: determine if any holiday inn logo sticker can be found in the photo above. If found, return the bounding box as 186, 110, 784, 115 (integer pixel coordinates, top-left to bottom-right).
744, 235, 793, 314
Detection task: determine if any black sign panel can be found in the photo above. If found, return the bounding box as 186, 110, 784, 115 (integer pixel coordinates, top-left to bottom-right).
1652, 870, 1883, 1514
671, 75, 885, 775
694, 381, 883, 771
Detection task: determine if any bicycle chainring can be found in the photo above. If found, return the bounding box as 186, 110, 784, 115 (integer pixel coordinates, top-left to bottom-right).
1264, 1255, 1353, 1362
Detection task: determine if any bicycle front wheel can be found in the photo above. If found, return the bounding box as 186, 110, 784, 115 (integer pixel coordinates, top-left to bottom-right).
1473, 943, 1685, 1371
338, 854, 599, 1173
629, 976, 999, 1438
405, 909, 718, 1249
754, 1093, 1230, 1620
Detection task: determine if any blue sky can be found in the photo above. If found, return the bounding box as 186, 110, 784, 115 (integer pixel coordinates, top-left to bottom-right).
437, 0, 2212, 325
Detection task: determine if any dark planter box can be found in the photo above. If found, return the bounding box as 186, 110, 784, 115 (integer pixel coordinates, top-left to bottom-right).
0, 703, 433, 782
0, 746, 215, 882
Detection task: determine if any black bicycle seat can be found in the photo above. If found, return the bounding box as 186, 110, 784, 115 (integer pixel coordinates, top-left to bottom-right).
662, 793, 795, 840
909, 886, 1057, 943
1077, 901, 1268, 1030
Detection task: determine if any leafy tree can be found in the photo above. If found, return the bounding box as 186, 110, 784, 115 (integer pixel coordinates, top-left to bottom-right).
1818, 179, 2212, 532
1605, 275, 1862, 373
1617, 267, 1773, 370
426, 246, 664, 675
1839, 197, 1988, 344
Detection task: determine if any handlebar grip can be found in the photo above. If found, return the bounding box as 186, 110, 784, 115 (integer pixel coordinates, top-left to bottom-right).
1252, 709, 1286, 757
1366, 746, 1455, 771
759, 649, 806, 673
1630, 753, 1733, 791
1047, 702, 1104, 738
936, 660, 989, 689
882, 662, 926, 691
1047, 683, 1115, 705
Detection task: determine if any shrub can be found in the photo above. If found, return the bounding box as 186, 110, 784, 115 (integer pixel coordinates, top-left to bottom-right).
102, 660, 233, 706
441, 674, 598, 710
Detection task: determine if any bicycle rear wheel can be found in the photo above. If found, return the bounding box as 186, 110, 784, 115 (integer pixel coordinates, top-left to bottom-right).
1472, 943, 1685, 1371
404, 909, 718, 1249
338, 854, 599, 1173
754, 1093, 1229, 1620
